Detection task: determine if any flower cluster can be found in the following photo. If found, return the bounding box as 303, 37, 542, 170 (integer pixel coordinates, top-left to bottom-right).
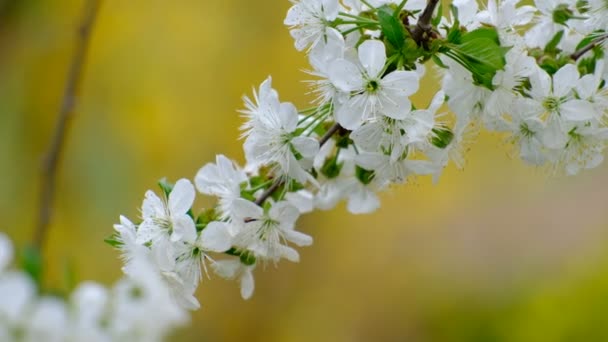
108, 0, 608, 313
0, 233, 188, 342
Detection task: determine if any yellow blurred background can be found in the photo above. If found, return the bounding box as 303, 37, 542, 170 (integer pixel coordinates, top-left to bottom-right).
2, 0, 608, 341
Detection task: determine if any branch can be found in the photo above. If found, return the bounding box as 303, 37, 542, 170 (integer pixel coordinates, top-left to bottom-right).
254, 122, 343, 206
571, 33, 608, 61
34, 0, 103, 249
411, 0, 440, 45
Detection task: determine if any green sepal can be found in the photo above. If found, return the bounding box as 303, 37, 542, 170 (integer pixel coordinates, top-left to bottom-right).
431, 128, 455, 149
321, 156, 344, 179
158, 177, 174, 197
355, 166, 375, 185
196, 208, 218, 232
104, 232, 123, 248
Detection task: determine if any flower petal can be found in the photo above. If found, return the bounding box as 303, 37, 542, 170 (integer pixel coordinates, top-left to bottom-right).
200, 222, 233, 252
168, 179, 195, 215
358, 40, 386, 77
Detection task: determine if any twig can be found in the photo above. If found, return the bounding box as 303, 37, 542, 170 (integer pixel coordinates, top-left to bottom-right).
411, 0, 440, 45
34, 0, 103, 249
254, 123, 343, 206
571, 33, 608, 61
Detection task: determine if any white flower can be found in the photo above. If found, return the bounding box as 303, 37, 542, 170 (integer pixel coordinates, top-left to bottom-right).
284, 0, 341, 51
242, 77, 319, 184
526, 64, 597, 148
173, 221, 233, 288
70, 282, 110, 342
329, 40, 420, 129
0, 271, 36, 327
232, 199, 312, 263
557, 125, 608, 175
136, 179, 197, 245
195, 154, 248, 220
0, 232, 13, 274
524, 0, 578, 48
306, 28, 348, 106
356, 152, 438, 185
110, 252, 189, 340
24, 297, 68, 342
476, 0, 536, 33
213, 260, 256, 300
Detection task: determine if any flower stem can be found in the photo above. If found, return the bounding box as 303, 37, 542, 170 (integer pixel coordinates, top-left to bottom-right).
571, 33, 608, 61
34, 0, 103, 250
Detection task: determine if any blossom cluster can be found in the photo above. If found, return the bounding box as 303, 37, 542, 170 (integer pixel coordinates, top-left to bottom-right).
0, 233, 188, 342
107, 0, 608, 314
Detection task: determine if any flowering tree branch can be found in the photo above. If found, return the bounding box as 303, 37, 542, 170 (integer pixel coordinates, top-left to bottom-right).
254, 122, 343, 206
411, 0, 440, 45
34, 0, 103, 250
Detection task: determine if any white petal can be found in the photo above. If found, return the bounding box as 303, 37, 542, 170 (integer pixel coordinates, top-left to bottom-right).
232, 198, 263, 220
381, 71, 420, 96
200, 222, 232, 252
292, 136, 320, 159
358, 40, 386, 77
283, 229, 313, 246
269, 202, 300, 227
171, 215, 197, 243
561, 100, 596, 121
212, 259, 240, 279
240, 268, 255, 300
280, 246, 300, 263
355, 152, 386, 170
279, 102, 299, 132
194, 163, 219, 195
553, 64, 579, 97
168, 179, 195, 215
0, 233, 13, 273
336, 97, 365, 130
142, 190, 164, 219
347, 187, 380, 214
135, 219, 162, 245
329, 59, 364, 92
379, 94, 412, 120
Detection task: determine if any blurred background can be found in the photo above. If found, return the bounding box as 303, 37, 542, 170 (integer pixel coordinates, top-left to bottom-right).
2, 0, 608, 341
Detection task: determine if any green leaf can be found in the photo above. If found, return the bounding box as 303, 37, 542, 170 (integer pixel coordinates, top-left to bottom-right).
22, 246, 42, 288
545, 30, 564, 53
432, 54, 448, 68
443, 28, 509, 89
378, 5, 405, 50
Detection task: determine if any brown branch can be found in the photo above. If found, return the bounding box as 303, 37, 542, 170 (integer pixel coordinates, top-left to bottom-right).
411, 0, 440, 45
254, 122, 343, 206
34, 0, 103, 249
571, 33, 608, 61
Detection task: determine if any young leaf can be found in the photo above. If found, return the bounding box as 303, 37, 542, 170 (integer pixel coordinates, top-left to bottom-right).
378, 5, 405, 50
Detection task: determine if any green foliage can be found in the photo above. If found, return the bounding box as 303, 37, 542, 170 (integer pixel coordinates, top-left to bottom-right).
21, 245, 42, 289
378, 5, 406, 51
442, 27, 509, 89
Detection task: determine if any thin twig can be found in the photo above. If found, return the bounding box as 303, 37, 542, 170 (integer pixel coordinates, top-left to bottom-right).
411, 0, 440, 45
254, 123, 343, 206
34, 0, 103, 249
571, 33, 608, 61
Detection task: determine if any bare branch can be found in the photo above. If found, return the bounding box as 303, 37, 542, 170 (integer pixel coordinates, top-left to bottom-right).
34, 0, 103, 249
